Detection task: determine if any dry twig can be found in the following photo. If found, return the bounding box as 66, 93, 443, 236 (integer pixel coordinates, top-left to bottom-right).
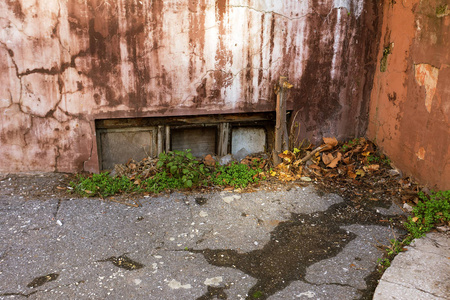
295, 144, 329, 166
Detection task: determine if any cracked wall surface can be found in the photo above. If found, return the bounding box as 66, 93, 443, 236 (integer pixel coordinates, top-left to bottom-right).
0, 0, 380, 173
368, 0, 450, 189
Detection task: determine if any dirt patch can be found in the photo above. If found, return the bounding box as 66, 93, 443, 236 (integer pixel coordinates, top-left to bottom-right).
0, 173, 73, 201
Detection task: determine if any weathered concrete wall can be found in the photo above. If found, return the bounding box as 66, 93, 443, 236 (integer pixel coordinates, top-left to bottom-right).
368, 0, 450, 190
0, 0, 380, 173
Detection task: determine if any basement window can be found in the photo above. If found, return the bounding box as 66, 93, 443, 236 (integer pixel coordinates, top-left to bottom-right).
170, 126, 217, 157
231, 127, 266, 155
96, 127, 157, 170
95, 112, 281, 171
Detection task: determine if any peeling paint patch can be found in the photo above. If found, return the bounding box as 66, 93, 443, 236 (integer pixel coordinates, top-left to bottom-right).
416, 147, 426, 160
414, 64, 439, 113
204, 276, 223, 286
167, 279, 192, 290
0, 98, 11, 108
333, 0, 364, 18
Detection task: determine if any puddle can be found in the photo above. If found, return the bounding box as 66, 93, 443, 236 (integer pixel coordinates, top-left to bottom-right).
191, 202, 392, 299
27, 273, 59, 288
196, 285, 229, 300
97, 254, 144, 270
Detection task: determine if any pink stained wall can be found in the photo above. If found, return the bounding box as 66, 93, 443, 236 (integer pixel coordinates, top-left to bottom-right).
0, 0, 381, 173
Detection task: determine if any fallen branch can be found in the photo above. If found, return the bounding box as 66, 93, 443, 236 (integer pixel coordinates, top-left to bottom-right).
288, 111, 300, 150
294, 144, 329, 166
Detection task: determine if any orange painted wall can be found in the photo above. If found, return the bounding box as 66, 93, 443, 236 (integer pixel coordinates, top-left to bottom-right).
368, 0, 450, 189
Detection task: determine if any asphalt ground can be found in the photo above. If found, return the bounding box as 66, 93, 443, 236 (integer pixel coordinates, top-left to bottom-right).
0, 175, 406, 299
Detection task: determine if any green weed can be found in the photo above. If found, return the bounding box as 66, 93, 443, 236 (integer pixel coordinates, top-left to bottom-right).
70, 149, 266, 197
385, 238, 403, 256
366, 153, 391, 166
377, 258, 391, 272
341, 138, 360, 152
436, 4, 449, 17
380, 43, 393, 72
404, 190, 450, 241
378, 190, 449, 273
366, 154, 379, 164
252, 291, 263, 299
70, 173, 139, 197
213, 162, 262, 188
141, 171, 184, 193
156, 149, 210, 188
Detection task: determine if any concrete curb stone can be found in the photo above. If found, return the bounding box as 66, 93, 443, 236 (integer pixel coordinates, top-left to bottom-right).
373, 232, 450, 300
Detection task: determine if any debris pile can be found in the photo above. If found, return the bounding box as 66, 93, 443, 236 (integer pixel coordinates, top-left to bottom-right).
113, 157, 159, 180
108, 137, 423, 209
273, 137, 389, 181
271, 137, 421, 206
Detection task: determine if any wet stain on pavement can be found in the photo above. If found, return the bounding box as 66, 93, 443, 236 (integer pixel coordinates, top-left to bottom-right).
97, 254, 144, 270
195, 197, 208, 205
196, 285, 229, 300
1, 280, 85, 298
0, 291, 38, 298
191, 202, 392, 299
27, 273, 59, 288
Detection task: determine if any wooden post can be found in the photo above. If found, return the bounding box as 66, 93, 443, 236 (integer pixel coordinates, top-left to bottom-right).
157, 126, 164, 155
280, 85, 289, 152
273, 76, 291, 166
218, 122, 230, 156
165, 126, 171, 152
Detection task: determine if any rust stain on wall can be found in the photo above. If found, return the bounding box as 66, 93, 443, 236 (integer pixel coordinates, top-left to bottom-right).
5, 0, 25, 20
0, 0, 381, 173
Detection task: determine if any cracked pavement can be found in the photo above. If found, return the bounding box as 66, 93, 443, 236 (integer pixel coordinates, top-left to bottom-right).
0, 174, 408, 299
